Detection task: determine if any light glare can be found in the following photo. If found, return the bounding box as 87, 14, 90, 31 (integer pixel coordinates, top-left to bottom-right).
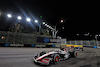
61, 20, 63, 23
7, 14, 12, 18
45, 24, 47, 26
43, 22, 45, 24
35, 20, 38, 23
0, 12, 1, 16
17, 16, 22, 20
26, 18, 31, 22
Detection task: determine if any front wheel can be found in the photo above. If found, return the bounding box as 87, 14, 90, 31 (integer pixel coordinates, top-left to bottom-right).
53, 54, 60, 64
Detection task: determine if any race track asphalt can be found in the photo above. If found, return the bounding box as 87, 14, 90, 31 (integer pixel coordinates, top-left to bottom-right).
0, 47, 100, 67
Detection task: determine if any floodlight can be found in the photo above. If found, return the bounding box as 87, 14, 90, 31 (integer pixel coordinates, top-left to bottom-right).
35, 20, 38, 23
26, 18, 31, 22
7, 14, 12, 18
17, 16, 22, 20
43, 22, 45, 24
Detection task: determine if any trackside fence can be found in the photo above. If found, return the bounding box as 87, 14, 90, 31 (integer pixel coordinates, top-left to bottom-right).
0, 31, 100, 48
66, 40, 100, 48
0, 31, 51, 44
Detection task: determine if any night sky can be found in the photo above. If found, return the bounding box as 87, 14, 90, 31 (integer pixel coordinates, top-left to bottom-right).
0, 0, 99, 40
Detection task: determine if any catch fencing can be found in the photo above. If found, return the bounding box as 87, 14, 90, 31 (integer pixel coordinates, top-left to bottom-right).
66, 40, 100, 48
0, 31, 51, 44
0, 31, 100, 48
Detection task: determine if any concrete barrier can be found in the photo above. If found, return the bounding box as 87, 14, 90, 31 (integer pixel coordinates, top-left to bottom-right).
24, 44, 31, 47
46, 45, 52, 48
35, 45, 46, 48
55, 45, 60, 48
94, 46, 97, 48
31, 44, 35, 47
83, 46, 94, 48
0, 43, 97, 48
5, 43, 10, 47
10, 44, 24, 47
0, 43, 5, 47
52, 45, 55, 47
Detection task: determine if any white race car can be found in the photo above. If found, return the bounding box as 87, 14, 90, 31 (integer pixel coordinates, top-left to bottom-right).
33, 48, 77, 65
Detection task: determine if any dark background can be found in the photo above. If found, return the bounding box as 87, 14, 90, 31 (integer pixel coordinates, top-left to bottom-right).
0, 0, 99, 40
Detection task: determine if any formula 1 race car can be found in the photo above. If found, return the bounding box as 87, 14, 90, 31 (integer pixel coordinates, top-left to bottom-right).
33, 47, 77, 65
62, 44, 83, 51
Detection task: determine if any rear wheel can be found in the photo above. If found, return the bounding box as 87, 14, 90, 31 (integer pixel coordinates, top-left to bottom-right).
69, 51, 77, 58
74, 52, 77, 58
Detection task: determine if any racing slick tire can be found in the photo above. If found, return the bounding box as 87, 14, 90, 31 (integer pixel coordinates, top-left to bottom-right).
53, 54, 60, 64
73, 52, 77, 58
69, 51, 77, 58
